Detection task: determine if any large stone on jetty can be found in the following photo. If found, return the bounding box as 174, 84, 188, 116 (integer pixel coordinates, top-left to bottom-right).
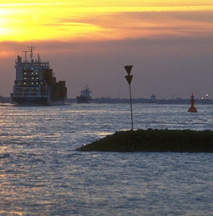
78, 129, 213, 152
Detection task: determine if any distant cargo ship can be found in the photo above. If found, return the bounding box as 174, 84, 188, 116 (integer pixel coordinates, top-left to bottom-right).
149, 94, 156, 103
76, 86, 92, 103
11, 47, 67, 105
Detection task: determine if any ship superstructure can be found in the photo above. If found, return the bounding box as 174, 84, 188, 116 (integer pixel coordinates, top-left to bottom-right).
11, 47, 67, 105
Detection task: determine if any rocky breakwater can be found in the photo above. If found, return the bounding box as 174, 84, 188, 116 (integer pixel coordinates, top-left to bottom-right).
78, 129, 213, 152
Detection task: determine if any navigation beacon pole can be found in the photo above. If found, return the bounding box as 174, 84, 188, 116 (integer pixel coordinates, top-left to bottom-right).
124, 65, 134, 131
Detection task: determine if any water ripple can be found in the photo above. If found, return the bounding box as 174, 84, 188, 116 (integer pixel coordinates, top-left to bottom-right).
0, 104, 213, 215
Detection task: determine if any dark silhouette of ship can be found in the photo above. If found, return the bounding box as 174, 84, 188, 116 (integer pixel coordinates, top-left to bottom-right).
76, 86, 92, 103
11, 47, 67, 105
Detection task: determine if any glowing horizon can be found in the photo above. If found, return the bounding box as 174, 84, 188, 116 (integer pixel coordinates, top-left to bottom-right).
0, 1, 213, 42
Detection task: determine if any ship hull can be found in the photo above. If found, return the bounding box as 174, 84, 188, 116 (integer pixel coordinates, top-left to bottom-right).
76, 96, 91, 103
11, 96, 65, 106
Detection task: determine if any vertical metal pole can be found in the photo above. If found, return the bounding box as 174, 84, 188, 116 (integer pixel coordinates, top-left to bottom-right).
124, 65, 134, 131
129, 84, 133, 130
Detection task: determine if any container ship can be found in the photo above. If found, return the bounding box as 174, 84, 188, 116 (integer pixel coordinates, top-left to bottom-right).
76, 86, 92, 103
11, 47, 67, 105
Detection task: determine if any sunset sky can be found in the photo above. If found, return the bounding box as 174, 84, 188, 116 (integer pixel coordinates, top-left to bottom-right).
0, 0, 213, 99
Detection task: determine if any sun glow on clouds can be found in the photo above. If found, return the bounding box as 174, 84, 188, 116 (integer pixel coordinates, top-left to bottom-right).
0, 1, 213, 42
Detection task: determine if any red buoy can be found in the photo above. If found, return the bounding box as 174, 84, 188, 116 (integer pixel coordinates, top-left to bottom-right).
188, 93, 197, 112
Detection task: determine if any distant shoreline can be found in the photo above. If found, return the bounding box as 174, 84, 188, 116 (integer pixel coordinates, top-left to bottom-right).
69, 97, 213, 104
1, 96, 213, 104
78, 129, 213, 152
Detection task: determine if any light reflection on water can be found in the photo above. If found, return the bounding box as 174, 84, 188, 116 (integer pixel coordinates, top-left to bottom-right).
0, 103, 213, 215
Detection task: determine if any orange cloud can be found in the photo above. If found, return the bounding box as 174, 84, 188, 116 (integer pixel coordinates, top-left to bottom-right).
0, 1, 213, 42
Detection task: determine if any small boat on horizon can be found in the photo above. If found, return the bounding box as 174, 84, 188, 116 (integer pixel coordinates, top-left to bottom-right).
76, 86, 92, 103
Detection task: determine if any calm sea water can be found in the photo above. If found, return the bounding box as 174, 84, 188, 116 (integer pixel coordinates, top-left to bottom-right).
0, 103, 213, 216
